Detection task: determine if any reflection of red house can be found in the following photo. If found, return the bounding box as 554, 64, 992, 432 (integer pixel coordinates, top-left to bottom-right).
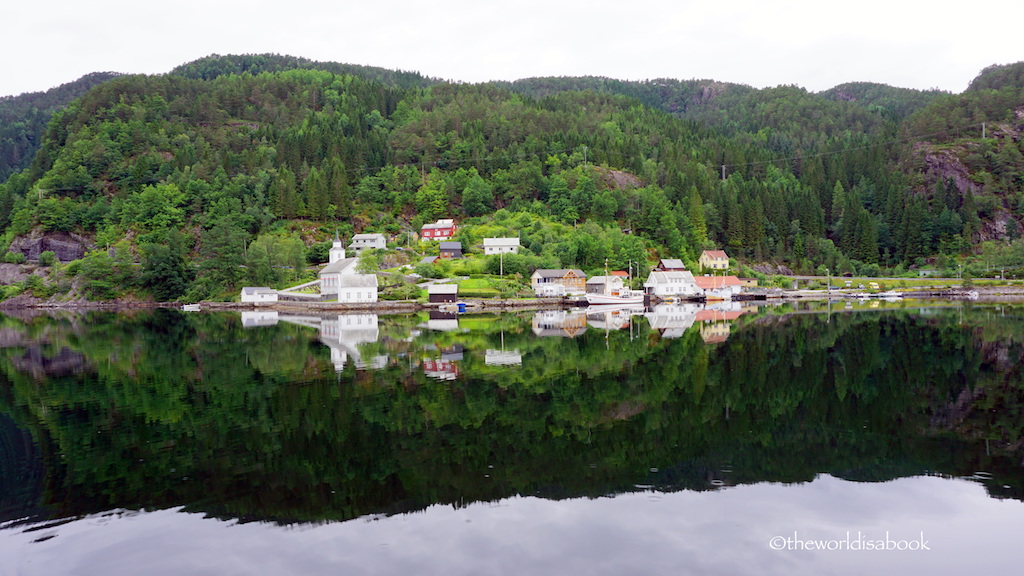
422, 358, 459, 380
421, 219, 457, 240
694, 309, 744, 322
695, 309, 744, 344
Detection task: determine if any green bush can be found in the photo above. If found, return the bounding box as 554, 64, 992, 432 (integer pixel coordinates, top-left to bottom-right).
24, 275, 57, 299
38, 251, 58, 266
414, 262, 444, 278
3, 251, 26, 264
379, 282, 420, 300
0, 284, 24, 301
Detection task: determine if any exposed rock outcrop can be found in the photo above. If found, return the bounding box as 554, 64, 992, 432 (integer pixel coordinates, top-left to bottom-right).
8, 231, 93, 262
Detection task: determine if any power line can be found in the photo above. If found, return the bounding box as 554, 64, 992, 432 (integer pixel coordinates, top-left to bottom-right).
719, 121, 992, 176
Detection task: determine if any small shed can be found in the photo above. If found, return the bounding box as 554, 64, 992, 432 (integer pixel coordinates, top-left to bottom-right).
240, 287, 278, 304
428, 283, 459, 303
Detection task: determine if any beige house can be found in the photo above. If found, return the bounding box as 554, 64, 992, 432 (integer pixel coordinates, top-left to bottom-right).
699, 250, 730, 271
531, 269, 587, 296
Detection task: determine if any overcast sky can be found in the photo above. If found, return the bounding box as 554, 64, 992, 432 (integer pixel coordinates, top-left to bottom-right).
3, 0, 1023, 98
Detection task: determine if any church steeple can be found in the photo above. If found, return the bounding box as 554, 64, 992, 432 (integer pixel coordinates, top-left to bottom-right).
329, 230, 346, 263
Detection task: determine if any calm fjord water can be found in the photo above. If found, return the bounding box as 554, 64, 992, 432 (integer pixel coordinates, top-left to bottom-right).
1, 302, 1022, 575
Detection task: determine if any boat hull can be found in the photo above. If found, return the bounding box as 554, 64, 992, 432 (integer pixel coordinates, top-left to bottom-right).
585, 293, 645, 305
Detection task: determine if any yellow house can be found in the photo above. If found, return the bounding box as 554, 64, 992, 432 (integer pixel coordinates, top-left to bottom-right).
699, 250, 730, 272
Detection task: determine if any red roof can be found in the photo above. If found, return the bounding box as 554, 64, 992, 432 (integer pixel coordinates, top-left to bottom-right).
610, 271, 629, 277
695, 309, 744, 322
693, 275, 742, 290
702, 250, 729, 259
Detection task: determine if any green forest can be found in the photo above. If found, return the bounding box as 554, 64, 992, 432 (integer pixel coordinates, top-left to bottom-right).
1, 54, 1023, 302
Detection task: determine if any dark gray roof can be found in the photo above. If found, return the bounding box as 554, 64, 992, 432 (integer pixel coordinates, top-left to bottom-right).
319, 257, 358, 275
440, 242, 462, 250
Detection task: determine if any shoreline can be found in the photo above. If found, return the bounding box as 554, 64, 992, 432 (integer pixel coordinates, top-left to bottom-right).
4, 286, 1024, 313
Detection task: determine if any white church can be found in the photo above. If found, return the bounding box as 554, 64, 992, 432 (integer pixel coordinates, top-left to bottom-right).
318, 236, 378, 303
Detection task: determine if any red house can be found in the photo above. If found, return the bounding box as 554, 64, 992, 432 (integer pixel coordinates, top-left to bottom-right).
421, 219, 457, 240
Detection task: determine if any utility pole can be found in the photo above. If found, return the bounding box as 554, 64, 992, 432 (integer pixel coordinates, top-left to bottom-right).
721, 165, 726, 180
982, 122, 986, 139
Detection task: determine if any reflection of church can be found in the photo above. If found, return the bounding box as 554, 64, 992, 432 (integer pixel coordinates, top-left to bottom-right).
243, 311, 387, 371
320, 314, 387, 371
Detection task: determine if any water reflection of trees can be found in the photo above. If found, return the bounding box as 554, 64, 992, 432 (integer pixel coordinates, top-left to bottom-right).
0, 306, 1021, 525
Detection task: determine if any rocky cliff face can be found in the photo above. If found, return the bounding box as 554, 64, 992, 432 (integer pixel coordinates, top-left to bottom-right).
911, 134, 1023, 243
8, 231, 92, 262
917, 143, 984, 198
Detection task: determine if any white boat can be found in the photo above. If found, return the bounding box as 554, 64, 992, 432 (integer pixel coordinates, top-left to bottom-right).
181, 304, 201, 312
586, 263, 645, 305
703, 288, 732, 302
585, 290, 644, 305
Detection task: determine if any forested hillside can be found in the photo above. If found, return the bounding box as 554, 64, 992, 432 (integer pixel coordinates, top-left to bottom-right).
0, 72, 123, 181
0, 55, 1022, 303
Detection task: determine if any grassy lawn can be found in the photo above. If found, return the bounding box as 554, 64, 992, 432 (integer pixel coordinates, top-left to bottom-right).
457, 278, 493, 290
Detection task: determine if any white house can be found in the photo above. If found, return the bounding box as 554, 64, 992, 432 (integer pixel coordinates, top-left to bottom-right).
483, 237, 520, 255
586, 275, 625, 295
319, 236, 378, 302
240, 287, 278, 304
349, 233, 387, 252
643, 271, 701, 298
336, 274, 379, 303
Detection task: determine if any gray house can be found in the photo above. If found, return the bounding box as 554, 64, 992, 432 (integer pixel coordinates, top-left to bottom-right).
439, 241, 463, 259
349, 233, 387, 253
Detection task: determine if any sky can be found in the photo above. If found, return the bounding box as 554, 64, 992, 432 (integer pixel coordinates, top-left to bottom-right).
3, 0, 1023, 98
